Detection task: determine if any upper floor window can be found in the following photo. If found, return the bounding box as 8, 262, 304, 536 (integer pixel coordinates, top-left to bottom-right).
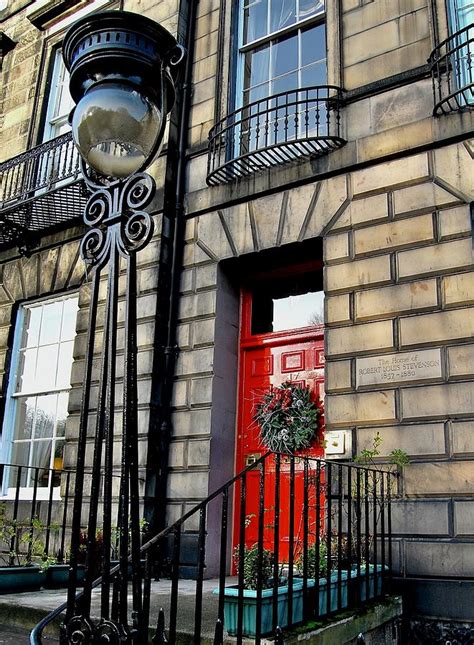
206, 0, 346, 185
42, 48, 74, 142
447, 0, 474, 32
237, 0, 326, 107
1, 294, 79, 496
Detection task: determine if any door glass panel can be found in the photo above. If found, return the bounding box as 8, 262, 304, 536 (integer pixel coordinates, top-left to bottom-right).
251, 273, 324, 334
273, 291, 324, 331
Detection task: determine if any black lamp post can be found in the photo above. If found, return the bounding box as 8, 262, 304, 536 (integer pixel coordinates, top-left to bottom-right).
57, 11, 183, 644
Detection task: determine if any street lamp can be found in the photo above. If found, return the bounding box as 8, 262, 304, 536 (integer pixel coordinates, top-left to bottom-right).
58, 11, 184, 644
63, 10, 182, 178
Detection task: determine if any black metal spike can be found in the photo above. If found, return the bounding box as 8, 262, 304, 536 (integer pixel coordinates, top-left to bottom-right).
152, 608, 168, 644
213, 618, 224, 645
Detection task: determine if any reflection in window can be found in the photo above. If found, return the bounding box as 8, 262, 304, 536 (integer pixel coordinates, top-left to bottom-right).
2, 295, 79, 491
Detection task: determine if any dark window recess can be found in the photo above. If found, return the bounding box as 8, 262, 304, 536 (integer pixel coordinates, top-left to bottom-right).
251, 272, 324, 334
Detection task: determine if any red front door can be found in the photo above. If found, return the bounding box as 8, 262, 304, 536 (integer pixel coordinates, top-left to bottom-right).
234, 268, 325, 562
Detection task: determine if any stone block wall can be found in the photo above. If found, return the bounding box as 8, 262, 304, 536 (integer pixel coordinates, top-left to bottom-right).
342, 0, 432, 89
324, 142, 474, 578
0, 1, 42, 158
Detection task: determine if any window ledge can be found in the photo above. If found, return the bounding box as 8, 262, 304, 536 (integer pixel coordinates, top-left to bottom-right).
27, 0, 91, 30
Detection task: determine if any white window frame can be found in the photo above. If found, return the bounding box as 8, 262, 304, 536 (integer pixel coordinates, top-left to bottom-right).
0, 293, 79, 500
42, 47, 75, 143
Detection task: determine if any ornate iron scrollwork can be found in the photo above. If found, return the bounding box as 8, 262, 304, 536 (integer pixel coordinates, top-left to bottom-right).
80, 165, 155, 267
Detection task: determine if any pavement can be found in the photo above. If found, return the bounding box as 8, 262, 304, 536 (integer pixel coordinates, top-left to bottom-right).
0, 578, 236, 644
0, 626, 34, 644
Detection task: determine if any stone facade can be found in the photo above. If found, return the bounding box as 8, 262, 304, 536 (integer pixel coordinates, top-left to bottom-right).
0, 0, 473, 629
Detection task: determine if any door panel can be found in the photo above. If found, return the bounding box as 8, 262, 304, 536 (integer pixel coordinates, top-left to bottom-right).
235, 313, 325, 562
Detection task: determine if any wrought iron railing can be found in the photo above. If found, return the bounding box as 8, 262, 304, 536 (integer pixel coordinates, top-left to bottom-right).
207, 85, 346, 186
429, 23, 474, 115
0, 462, 72, 566
31, 453, 396, 644
0, 133, 85, 248
0, 462, 124, 571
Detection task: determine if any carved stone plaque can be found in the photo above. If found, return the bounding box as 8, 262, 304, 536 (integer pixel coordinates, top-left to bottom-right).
356, 349, 442, 388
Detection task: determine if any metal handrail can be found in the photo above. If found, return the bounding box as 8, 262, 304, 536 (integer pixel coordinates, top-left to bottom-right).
428, 22, 474, 115
207, 85, 346, 185
31, 453, 397, 644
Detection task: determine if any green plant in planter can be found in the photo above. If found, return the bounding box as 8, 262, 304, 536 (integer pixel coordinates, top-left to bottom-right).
0, 504, 55, 569
295, 542, 328, 579
233, 543, 275, 590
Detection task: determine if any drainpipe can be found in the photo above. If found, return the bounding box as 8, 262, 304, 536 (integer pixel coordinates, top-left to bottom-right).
144, 0, 199, 537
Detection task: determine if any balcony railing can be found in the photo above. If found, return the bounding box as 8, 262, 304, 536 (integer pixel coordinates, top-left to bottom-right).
429, 23, 474, 115
207, 85, 346, 186
0, 132, 86, 249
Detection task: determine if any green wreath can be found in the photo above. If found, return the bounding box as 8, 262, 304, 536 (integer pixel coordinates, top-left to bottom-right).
253, 381, 321, 454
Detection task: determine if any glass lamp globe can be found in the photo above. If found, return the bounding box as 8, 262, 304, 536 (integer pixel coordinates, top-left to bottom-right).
71, 82, 163, 179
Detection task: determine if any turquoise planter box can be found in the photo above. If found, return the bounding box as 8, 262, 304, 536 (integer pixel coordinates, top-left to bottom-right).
218, 578, 307, 637
350, 564, 384, 601
313, 570, 349, 615
219, 571, 351, 637
45, 564, 85, 589
0, 566, 46, 593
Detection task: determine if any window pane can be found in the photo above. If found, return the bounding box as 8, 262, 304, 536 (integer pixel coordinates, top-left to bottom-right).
39, 301, 62, 345
13, 397, 36, 440
298, 0, 324, 20
10, 442, 30, 473
17, 348, 37, 393
29, 440, 52, 488
273, 291, 324, 331
36, 344, 59, 390
272, 35, 298, 78
244, 47, 270, 93
61, 297, 78, 340
22, 308, 41, 348
301, 61, 327, 87
270, 0, 296, 32
301, 24, 326, 67
56, 393, 69, 438
52, 440, 64, 485
33, 394, 58, 439
56, 341, 74, 388
243, 0, 268, 43
272, 71, 299, 95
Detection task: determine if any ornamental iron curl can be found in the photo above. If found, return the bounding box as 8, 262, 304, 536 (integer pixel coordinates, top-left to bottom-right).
80, 162, 155, 267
